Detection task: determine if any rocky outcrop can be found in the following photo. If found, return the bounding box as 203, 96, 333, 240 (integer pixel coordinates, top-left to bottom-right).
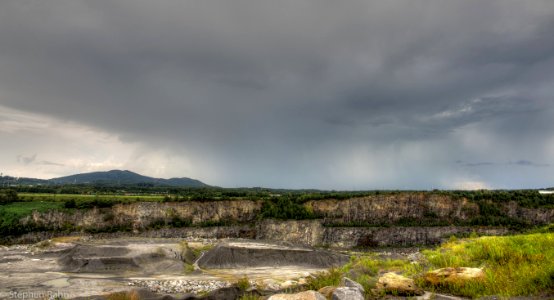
424, 267, 485, 286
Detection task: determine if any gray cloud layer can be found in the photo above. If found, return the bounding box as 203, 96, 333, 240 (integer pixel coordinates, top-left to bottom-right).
1, 1, 554, 189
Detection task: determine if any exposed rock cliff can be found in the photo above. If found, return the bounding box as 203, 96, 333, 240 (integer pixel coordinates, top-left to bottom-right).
306, 193, 479, 224
6, 193, 553, 246
256, 220, 510, 248
24, 200, 262, 232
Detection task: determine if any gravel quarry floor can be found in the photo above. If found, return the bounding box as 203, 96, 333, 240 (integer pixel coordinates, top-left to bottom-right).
0, 237, 334, 299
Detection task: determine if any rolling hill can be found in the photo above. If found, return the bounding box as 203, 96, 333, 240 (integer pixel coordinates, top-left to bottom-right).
1, 170, 209, 187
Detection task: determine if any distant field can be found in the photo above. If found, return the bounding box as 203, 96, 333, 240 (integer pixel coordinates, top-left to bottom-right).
0, 201, 64, 215
0, 201, 65, 235
18, 193, 166, 202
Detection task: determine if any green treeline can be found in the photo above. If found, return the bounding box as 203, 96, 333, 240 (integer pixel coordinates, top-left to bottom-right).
7, 186, 554, 208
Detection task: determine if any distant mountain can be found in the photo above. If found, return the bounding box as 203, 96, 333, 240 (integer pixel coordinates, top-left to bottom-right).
1, 170, 209, 188
0, 176, 49, 186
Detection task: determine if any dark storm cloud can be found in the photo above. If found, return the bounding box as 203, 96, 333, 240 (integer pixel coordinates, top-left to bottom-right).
1, 0, 554, 188
456, 160, 550, 168
512, 160, 550, 167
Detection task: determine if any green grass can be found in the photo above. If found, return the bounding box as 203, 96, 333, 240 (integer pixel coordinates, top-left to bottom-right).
305, 232, 554, 298
421, 232, 554, 297
236, 276, 251, 291
17, 193, 167, 210
238, 294, 261, 300
305, 267, 343, 291
0, 201, 64, 214
183, 263, 195, 274
18, 193, 165, 202
342, 254, 421, 293
304, 255, 419, 298
0, 201, 64, 235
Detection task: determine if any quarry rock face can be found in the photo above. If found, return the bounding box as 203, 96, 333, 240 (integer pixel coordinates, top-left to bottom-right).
256, 219, 325, 246
305, 193, 479, 224
320, 225, 509, 248
7, 193, 554, 247
24, 199, 262, 231
7, 221, 510, 248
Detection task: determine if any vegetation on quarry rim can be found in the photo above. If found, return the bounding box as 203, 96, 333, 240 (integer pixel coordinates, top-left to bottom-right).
1, 187, 553, 237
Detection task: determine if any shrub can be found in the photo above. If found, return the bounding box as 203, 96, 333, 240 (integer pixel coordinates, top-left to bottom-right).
236, 276, 250, 291
260, 196, 316, 220
0, 189, 18, 205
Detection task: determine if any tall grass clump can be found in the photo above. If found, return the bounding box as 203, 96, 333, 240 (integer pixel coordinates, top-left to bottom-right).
305, 267, 343, 290
421, 232, 554, 297
306, 254, 420, 295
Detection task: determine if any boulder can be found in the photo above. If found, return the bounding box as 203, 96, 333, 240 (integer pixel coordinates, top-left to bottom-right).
280, 280, 298, 289
376, 272, 423, 295
331, 287, 364, 300
341, 277, 364, 293
424, 267, 484, 286
262, 279, 282, 292
268, 290, 326, 300
200, 286, 241, 300
317, 286, 337, 298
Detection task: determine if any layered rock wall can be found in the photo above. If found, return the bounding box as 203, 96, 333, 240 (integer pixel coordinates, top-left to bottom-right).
6, 193, 553, 246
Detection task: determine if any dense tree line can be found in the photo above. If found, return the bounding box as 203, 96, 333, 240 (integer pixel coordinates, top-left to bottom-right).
8, 185, 554, 208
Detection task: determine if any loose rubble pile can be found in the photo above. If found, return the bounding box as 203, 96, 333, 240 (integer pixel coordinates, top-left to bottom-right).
129, 279, 231, 294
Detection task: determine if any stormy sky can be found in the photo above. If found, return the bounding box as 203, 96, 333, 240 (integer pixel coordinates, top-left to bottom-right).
1, 1, 554, 189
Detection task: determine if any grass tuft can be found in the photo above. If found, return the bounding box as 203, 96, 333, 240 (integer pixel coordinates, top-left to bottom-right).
236, 276, 250, 291
305, 268, 343, 290
421, 232, 554, 297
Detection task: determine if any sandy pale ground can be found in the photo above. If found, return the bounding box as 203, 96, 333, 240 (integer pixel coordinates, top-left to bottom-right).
0, 238, 328, 299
